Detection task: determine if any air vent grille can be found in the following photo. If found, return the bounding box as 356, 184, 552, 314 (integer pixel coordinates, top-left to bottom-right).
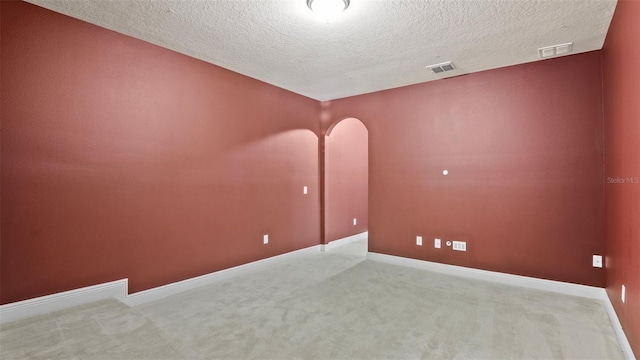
427, 61, 455, 74
538, 43, 573, 58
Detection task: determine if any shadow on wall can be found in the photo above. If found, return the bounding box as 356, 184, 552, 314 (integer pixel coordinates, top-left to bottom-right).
325, 118, 369, 243
216, 129, 321, 257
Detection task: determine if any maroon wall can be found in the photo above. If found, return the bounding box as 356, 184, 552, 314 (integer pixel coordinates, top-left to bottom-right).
325, 52, 605, 287
1, 1, 320, 304
0, 0, 625, 317
325, 118, 368, 242
602, 0, 640, 355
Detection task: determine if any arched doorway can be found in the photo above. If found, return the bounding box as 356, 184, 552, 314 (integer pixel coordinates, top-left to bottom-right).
321, 117, 369, 254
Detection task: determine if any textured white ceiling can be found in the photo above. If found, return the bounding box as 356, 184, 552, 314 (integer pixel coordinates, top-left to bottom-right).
26, 0, 617, 101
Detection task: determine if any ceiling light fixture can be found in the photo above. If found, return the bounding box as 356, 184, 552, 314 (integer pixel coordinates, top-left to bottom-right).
307, 0, 350, 22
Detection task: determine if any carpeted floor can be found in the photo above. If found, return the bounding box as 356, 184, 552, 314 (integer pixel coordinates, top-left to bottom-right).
0, 239, 625, 359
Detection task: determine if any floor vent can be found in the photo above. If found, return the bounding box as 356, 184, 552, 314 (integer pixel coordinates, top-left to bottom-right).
427, 61, 455, 74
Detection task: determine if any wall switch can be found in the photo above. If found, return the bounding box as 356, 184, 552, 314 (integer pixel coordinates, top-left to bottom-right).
434, 238, 441, 248
303, 186, 308, 194
353, 218, 357, 225
622, 285, 626, 303
592, 255, 603, 268
263, 234, 269, 244
416, 236, 423, 246
452, 241, 466, 251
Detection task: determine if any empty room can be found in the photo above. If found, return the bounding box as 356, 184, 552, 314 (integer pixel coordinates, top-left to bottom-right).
1, 0, 638, 359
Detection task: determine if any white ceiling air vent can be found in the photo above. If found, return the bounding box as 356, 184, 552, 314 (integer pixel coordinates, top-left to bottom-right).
538, 43, 573, 58
427, 61, 455, 74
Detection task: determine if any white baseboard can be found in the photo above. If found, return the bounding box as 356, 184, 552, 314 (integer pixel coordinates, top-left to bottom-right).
0, 279, 128, 324
366, 251, 636, 359
321, 231, 368, 252
0, 244, 322, 323
124, 244, 321, 306
2, 243, 634, 360
366, 252, 603, 299
603, 291, 637, 360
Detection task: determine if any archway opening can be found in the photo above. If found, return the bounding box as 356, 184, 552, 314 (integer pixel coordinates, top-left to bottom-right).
322, 117, 369, 255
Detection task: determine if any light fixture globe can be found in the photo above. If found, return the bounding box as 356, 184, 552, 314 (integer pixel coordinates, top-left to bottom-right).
307, 0, 350, 22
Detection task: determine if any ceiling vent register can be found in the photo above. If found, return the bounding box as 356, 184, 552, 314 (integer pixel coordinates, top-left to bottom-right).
538, 43, 574, 58
427, 61, 456, 74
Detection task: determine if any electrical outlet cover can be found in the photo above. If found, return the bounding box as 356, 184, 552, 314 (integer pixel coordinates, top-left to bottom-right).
592, 255, 603, 268
452, 241, 466, 251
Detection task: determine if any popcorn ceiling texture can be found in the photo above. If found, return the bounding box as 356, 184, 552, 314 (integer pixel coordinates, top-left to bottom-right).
25, 0, 616, 100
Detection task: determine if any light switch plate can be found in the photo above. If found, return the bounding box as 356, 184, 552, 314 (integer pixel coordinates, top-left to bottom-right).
416, 236, 422, 246
434, 238, 441, 248
263, 234, 269, 244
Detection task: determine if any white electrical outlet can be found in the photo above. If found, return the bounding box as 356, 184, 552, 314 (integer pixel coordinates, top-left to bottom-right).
263, 234, 269, 244
452, 241, 466, 251
622, 285, 626, 303
353, 218, 357, 225
416, 236, 423, 246
303, 186, 308, 194
592, 255, 603, 268
434, 238, 441, 248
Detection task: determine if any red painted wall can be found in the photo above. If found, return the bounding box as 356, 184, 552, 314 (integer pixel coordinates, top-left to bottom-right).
325, 52, 605, 287
602, 0, 640, 355
0, 1, 624, 316
325, 118, 368, 242
1, 1, 320, 304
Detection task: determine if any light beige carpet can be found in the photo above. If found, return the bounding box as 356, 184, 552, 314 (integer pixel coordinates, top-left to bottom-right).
0, 239, 625, 359
0, 299, 183, 359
